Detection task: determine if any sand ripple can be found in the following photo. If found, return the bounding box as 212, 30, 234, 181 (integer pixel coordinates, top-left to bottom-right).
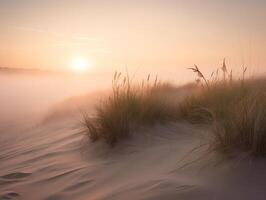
2, 117, 265, 199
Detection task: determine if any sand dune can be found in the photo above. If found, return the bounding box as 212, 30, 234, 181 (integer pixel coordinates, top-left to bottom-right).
1, 107, 266, 200
1, 75, 266, 200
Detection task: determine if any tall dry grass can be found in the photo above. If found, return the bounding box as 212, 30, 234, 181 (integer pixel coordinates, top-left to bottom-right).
182, 60, 266, 155
83, 60, 266, 156
83, 72, 181, 146
211, 82, 266, 155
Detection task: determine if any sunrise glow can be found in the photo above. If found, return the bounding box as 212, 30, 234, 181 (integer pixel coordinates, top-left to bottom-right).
69, 57, 91, 73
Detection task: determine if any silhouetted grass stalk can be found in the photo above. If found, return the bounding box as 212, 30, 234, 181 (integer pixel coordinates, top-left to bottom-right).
83, 72, 179, 146
84, 60, 266, 156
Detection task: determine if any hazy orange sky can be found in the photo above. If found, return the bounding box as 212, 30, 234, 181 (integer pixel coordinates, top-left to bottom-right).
0, 0, 266, 80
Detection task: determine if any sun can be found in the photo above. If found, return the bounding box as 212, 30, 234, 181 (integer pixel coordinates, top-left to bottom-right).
69, 57, 91, 73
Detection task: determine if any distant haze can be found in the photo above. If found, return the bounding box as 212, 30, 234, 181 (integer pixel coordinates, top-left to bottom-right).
0, 0, 266, 80
0, 72, 109, 123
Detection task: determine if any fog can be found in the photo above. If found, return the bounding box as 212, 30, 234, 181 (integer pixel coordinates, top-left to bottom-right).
0, 73, 110, 124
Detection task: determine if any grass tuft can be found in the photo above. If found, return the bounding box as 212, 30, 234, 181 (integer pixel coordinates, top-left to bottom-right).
83, 72, 180, 146
83, 60, 266, 156
180, 61, 266, 155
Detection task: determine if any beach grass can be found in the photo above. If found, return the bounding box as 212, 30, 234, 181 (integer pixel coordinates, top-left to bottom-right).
83, 62, 266, 155
83, 72, 181, 146
179, 62, 266, 155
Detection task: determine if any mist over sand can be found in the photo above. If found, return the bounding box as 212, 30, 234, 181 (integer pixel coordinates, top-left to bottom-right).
1, 72, 266, 200
0, 72, 108, 122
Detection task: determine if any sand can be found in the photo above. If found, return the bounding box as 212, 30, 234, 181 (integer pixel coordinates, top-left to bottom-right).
1, 74, 266, 200
2, 111, 266, 200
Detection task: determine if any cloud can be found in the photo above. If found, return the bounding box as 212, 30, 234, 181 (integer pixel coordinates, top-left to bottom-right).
53, 41, 111, 53
12, 26, 96, 42
11, 25, 110, 53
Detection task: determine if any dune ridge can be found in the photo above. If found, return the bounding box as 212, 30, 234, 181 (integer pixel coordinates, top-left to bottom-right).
2, 71, 266, 199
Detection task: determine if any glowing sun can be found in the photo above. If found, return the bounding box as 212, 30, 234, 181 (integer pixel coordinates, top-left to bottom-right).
69, 57, 91, 73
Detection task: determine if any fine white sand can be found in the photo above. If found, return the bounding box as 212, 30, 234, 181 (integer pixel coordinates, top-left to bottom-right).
1, 74, 266, 200
2, 107, 266, 200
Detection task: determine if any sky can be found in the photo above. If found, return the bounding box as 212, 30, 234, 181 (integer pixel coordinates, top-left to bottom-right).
0, 0, 266, 81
